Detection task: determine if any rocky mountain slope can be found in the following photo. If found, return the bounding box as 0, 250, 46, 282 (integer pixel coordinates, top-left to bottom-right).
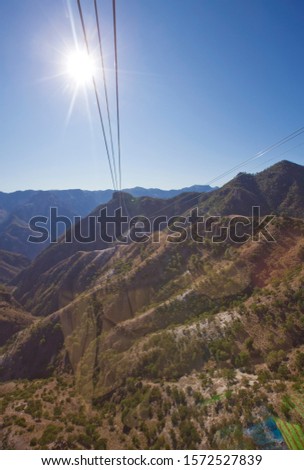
11, 161, 304, 314
0, 250, 30, 284
197, 161, 304, 216
0, 285, 34, 348
1, 160, 304, 450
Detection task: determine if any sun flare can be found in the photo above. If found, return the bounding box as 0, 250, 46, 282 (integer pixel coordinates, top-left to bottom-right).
66, 50, 96, 86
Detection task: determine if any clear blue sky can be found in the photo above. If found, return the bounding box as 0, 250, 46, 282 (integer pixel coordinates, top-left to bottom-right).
1, 0, 304, 192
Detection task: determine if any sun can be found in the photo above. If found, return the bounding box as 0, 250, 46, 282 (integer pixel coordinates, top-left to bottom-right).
66, 50, 96, 86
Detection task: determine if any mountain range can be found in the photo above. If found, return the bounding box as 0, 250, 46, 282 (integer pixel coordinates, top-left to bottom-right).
0, 160, 304, 450
0, 185, 214, 257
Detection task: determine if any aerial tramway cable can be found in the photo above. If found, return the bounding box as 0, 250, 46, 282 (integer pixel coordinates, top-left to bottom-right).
112, 0, 122, 192
150, 125, 304, 216
76, 0, 117, 190
206, 125, 304, 186
93, 0, 118, 190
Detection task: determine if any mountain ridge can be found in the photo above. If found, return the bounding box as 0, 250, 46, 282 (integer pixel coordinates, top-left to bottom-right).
1, 160, 304, 450
0, 185, 215, 262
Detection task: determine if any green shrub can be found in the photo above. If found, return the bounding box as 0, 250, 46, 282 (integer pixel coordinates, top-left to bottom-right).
38, 424, 62, 446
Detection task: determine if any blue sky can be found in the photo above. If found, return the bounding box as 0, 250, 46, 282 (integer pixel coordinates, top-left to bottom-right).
1, 0, 304, 192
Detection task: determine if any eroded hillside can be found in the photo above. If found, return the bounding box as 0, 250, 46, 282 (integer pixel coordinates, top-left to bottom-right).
1, 161, 304, 449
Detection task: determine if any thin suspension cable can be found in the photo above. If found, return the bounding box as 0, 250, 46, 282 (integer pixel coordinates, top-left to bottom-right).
112, 0, 122, 191
249, 141, 304, 173
150, 125, 304, 216
207, 125, 304, 186
76, 0, 116, 190
94, 0, 118, 190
